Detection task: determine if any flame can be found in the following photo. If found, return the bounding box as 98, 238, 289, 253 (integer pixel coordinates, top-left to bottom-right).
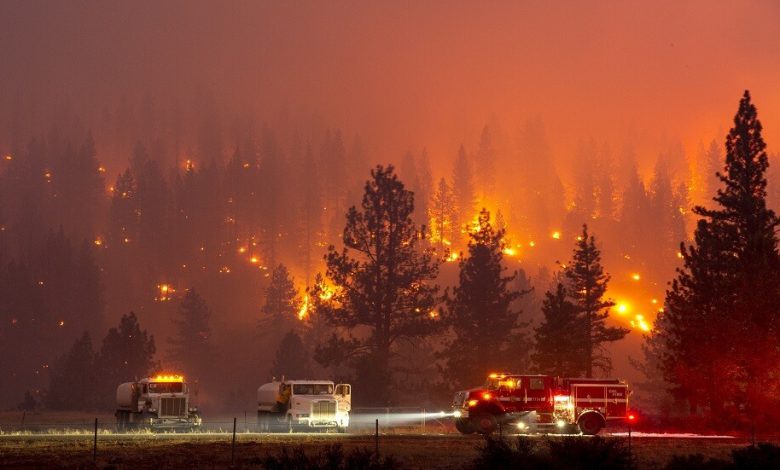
446, 251, 460, 262
631, 314, 651, 332
631, 273, 641, 281
152, 374, 184, 383
318, 285, 335, 301
298, 294, 309, 320
552, 231, 561, 240
157, 283, 175, 301
4, 154, 12, 161
502, 246, 517, 256
93, 237, 104, 246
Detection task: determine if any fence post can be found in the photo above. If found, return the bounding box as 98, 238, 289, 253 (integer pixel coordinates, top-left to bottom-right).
93, 418, 98, 463
375, 418, 379, 456
231, 417, 237, 465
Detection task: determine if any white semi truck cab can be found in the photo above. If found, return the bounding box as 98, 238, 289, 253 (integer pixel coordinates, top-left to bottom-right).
257, 379, 351, 432
115, 374, 202, 431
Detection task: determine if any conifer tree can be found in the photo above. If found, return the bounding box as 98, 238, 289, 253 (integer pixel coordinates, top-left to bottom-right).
475, 126, 496, 198
95, 312, 156, 407
313, 165, 440, 405
270, 330, 310, 379
260, 264, 300, 335
656, 91, 780, 423
452, 145, 476, 240
168, 289, 213, 382
442, 209, 523, 388
565, 225, 628, 377
428, 177, 457, 251
532, 283, 583, 376
47, 332, 95, 410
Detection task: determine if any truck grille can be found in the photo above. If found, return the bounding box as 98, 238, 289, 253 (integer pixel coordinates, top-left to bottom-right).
311, 400, 336, 420
160, 397, 186, 417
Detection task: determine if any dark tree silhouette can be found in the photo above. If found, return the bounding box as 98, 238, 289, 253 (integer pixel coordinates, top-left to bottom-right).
95, 312, 156, 407
532, 283, 583, 376
655, 91, 780, 424
270, 330, 310, 380
565, 225, 628, 377
168, 289, 214, 382
313, 165, 440, 405
452, 145, 476, 240
47, 332, 95, 410
260, 264, 300, 335
442, 209, 524, 388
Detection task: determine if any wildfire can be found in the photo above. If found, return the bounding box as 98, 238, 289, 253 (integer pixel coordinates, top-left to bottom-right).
93, 237, 104, 246
446, 251, 460, 262
4, 154, 12, 161
631, 273, 641, 281
502, 246, 517, 257
156, 283, 175, 301
298, 294, 309, 320
318, 285, 335, 301
631, 314, 651, 332
250, 255, 259, 264
552, 231, 561, 240
616, 303, 629, 314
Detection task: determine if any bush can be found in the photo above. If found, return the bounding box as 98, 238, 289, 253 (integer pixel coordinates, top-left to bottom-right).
469, 436, 633, 470
261, 444, 400, 470
547, 436, 633, 470
663, 443, 780, 470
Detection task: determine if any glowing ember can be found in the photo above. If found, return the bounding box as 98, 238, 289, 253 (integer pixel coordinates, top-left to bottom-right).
631, 273, 641, 281
250, 256, 259, 264
502, 247, 517, 256
529, 241, 536, 247
617, 303, 629, 314
631, 314, 651, 332
238, 247, 247, 254
157, 283, 175, 301
93, 237, 103, 246
446, 251, 460, 262
552, 231, 561, 240
3, 154, 12, 161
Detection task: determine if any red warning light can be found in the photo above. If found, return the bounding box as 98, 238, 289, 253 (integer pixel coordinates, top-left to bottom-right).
628, 413, 636, 421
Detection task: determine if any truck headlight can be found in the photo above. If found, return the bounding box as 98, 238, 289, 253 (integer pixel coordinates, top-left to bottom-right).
453, 410, 462, 418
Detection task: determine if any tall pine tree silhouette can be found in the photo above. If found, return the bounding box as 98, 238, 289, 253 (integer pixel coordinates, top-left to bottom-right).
656, 91, 780, 424
565, 225, 628, 377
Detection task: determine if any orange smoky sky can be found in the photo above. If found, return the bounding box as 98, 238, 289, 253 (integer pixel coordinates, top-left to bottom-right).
1, 0, 778, 173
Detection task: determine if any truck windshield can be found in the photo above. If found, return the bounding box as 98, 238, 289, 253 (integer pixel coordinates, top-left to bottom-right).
292, 384, 333, 395
148, 382, 184, 394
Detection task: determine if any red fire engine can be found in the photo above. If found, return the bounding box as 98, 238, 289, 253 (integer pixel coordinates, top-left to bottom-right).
452, 372, 631, 435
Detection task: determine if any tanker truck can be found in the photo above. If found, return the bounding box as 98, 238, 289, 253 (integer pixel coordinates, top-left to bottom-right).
257, 379, 351, 432
115, 374, 202, 431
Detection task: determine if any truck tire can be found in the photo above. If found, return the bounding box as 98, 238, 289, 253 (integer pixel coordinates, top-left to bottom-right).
473, 413, 498, 435
454, 418, 476, 435
577, 413, 605, 435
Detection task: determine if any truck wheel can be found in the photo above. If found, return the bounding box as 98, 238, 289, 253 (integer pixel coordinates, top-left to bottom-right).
577, 413, 604, 435
454, 418, 476, 435
473, 413, 498, 435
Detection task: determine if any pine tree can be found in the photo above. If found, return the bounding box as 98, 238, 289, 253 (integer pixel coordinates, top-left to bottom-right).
168, 289, 213, 382
532, 283, 583, 376
260, 264, 300, 335
442, 209, 524, 388
656, 91, 780, 424
107, 169, 137, 248
428, 177, 457, 251
270, 330, 310, 380
565, 225, 628, 377
475, 126, 497, 199
47, 332, 95, 410
95, 312, 156, 408
452, 145, 476, 241
313, 165, 440, 405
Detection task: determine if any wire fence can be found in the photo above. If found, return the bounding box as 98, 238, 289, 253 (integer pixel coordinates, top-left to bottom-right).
0, 408, 454, 435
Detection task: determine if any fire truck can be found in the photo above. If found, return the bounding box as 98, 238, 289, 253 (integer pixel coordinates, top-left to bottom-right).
452, 373, 631, 435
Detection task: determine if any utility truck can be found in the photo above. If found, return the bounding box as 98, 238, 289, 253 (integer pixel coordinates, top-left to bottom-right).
115, 374, 202, 431
452, 372, 631, 435
257, 379, 351, 432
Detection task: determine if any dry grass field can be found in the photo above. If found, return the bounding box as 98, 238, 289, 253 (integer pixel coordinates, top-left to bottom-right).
0, 411, 771, 469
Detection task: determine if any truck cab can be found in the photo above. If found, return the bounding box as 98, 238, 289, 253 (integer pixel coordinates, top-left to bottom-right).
115, 374, 202, 431
257, 379, 351, 432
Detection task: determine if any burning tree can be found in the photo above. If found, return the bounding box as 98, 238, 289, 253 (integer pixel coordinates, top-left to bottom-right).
565, 225, 628, 377
428, 177, 457, 251
441, 209, 526, 389
313, 165, 440, 405
654, 91, 780, 425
